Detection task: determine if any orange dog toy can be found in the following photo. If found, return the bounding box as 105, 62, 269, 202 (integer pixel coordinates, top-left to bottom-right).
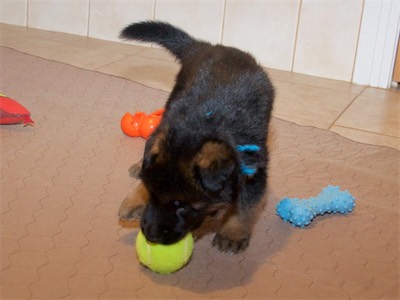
121, 108, 164, 139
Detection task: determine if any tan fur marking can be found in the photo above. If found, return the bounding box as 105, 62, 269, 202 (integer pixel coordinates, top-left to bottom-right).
119, 182, 149, 220
218, 214, 249, 240
149, 127, 168, 163
195, 142, 231, 169
217, 202, 261, 241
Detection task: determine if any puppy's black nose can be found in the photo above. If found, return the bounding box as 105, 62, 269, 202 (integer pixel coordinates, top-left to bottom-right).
144, 234, 161, 244
141, 223, 163, 244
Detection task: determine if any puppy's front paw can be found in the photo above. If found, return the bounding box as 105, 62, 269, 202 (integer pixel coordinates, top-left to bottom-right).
119, 203, 144, 221
212, 233, 250, 254
119, 183, 148, 222
128, 161, 142, 178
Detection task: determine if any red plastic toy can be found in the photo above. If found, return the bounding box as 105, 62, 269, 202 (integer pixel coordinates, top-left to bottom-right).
121, 108, 164, 139
0, 94, 34, 125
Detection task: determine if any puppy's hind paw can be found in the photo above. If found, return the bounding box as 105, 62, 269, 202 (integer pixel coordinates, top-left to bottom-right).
212, 233, 250, 254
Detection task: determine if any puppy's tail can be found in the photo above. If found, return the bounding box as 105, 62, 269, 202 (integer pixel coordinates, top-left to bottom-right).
120, 21, 195, 61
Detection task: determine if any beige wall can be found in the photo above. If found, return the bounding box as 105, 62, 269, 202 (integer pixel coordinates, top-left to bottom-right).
0, 0, 398, 86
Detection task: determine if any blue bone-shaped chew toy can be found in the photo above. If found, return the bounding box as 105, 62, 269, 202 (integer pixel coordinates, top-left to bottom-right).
276, 185, 355, 227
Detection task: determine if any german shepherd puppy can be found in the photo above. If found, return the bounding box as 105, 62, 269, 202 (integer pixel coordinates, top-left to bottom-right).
118, 21, 274, 254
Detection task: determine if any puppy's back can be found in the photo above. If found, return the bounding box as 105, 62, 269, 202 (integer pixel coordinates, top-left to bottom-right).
120, 21, 274, 150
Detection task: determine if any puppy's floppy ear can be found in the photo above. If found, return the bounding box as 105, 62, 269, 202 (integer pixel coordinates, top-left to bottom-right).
193, 141, 236, 192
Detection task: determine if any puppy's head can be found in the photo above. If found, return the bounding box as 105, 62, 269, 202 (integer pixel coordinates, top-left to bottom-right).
139, 127, 238, 244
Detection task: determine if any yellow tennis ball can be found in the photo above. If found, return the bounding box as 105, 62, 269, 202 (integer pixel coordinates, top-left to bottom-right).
135, 230, 194, 274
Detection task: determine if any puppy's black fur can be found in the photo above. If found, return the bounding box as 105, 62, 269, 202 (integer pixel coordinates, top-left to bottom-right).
119, 21, 274, 253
